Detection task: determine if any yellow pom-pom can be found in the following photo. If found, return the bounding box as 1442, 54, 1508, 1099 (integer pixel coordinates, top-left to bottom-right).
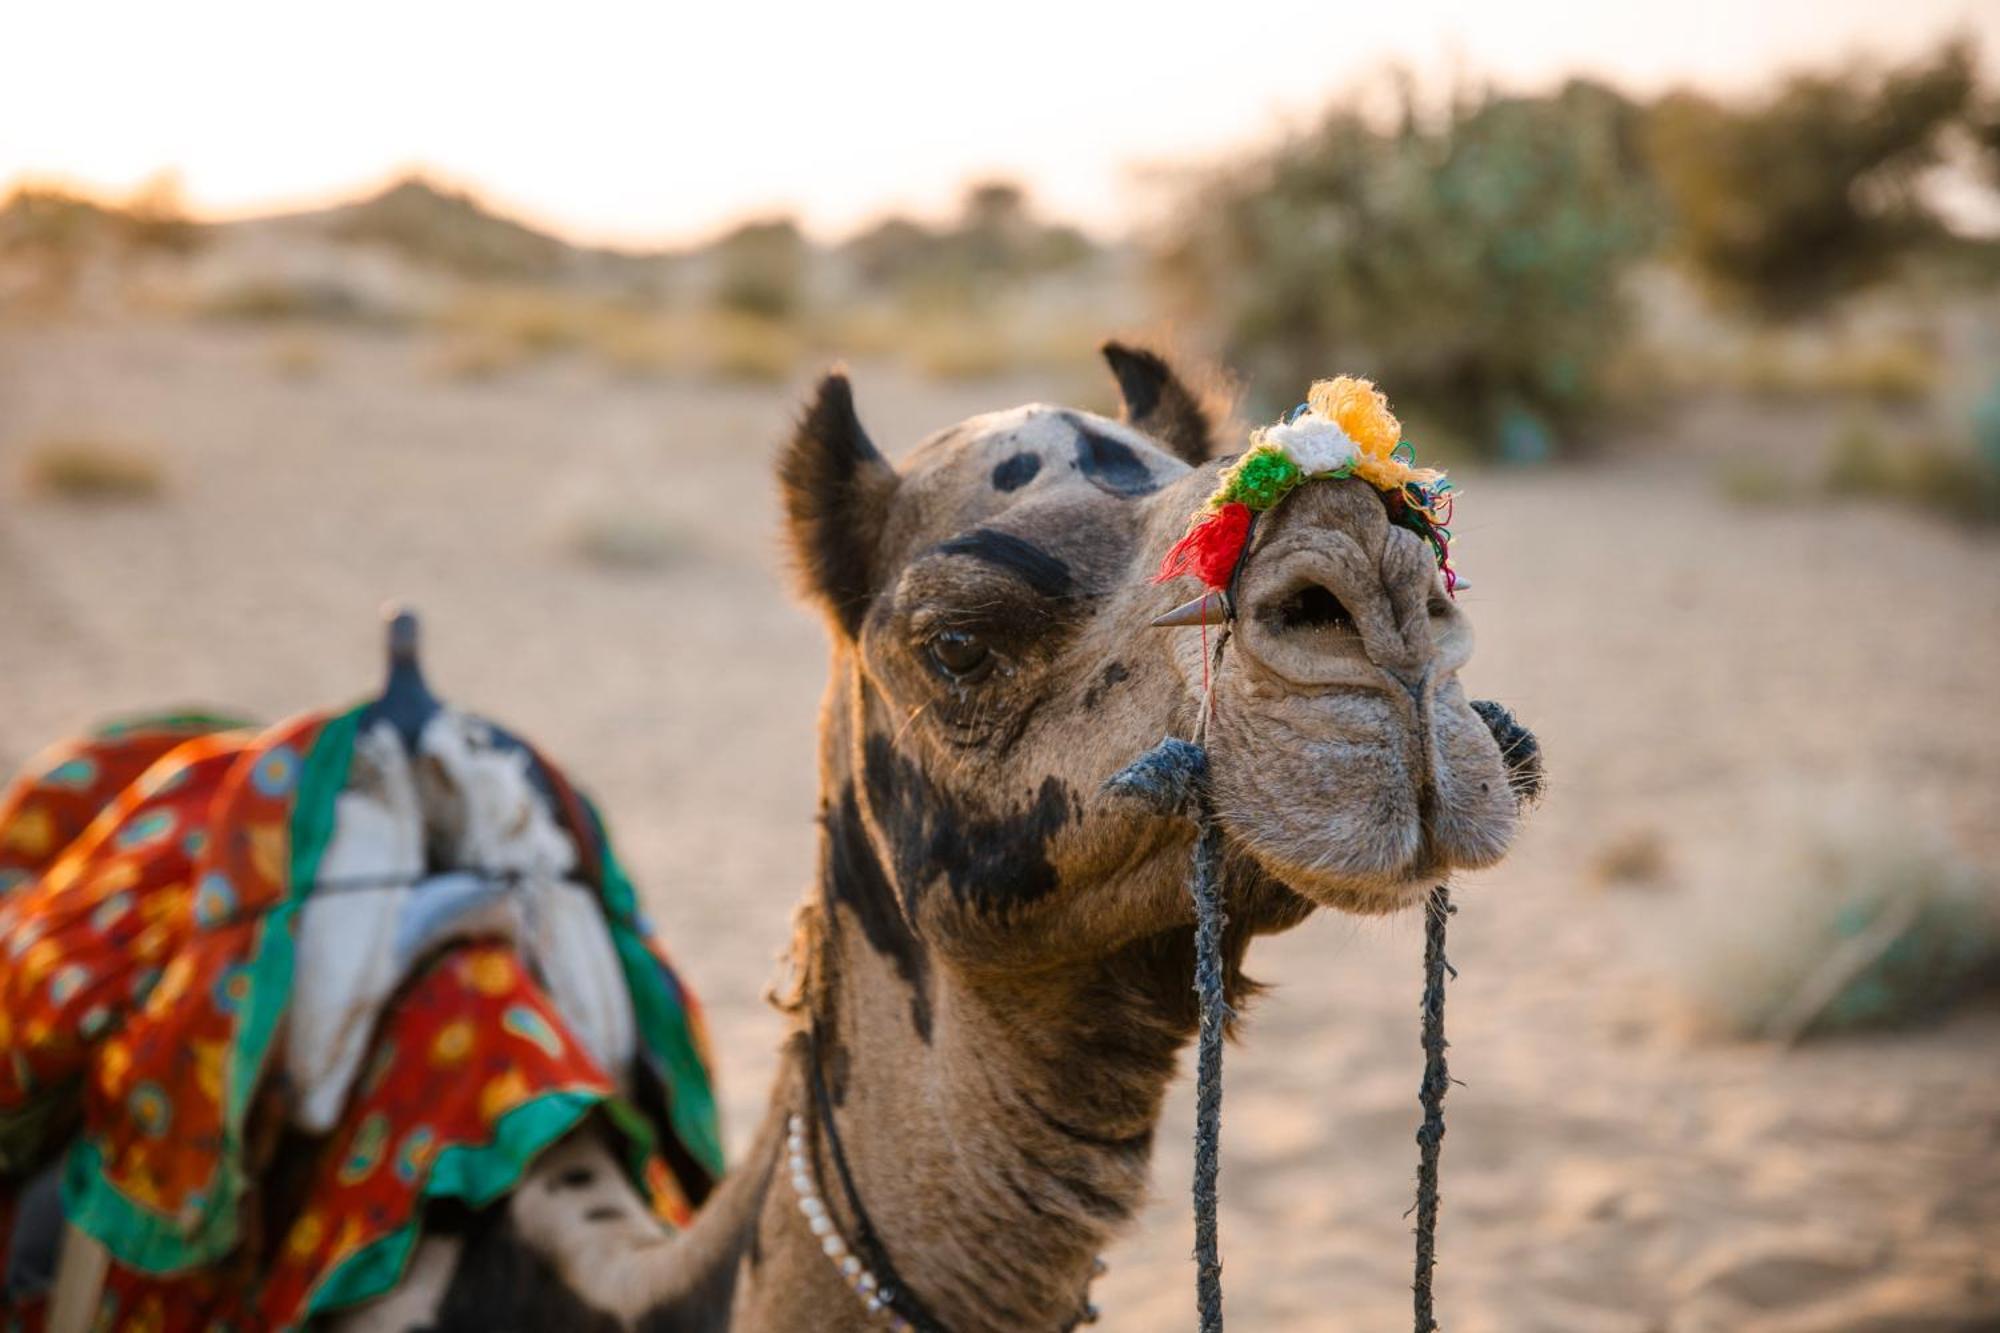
1307, 376, 1401, 459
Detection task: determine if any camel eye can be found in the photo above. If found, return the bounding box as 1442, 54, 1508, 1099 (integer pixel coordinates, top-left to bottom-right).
926, 630, 993, 682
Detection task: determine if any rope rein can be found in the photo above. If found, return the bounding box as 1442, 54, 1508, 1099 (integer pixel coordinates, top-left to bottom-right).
1412, 887, 1455, 1332
1187, 778, 1230, 1331
1106, 602, 1456, 1333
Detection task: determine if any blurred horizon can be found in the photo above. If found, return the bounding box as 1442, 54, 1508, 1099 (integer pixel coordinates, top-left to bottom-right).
7, 0, 1998, 248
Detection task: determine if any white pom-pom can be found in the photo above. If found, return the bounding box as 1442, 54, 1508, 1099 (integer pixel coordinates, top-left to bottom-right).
1266, 415, 1357, 475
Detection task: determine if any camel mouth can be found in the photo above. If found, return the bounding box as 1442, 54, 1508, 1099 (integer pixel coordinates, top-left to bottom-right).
1201, 677, 1520, 918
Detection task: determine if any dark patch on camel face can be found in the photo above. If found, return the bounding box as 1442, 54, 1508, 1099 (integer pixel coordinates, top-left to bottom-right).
933, 528, 1074, 599
825, 785, 934, 1043
862, 733, 1071, 917
1065, 413, 1163, 498
991, 450, 1042, 492
1081, 660, 1129, 711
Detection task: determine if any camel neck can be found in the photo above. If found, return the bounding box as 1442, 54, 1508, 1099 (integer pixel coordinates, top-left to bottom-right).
741, 880, 1192, 1333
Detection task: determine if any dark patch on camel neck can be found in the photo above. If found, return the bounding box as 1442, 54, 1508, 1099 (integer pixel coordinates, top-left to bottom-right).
1081, 660, 1129, 711
991, 451, 1042, 492
862, 734, 1070, 915
824, 785, 934, 1043
1064, 413, 1162, 497
934, 528, 1074, 599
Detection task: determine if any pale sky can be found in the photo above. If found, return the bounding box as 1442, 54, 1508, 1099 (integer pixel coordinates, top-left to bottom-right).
5, 0, 1995, 246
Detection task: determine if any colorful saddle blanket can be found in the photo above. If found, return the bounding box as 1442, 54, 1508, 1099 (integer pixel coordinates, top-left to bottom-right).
0, 709, 722, 1331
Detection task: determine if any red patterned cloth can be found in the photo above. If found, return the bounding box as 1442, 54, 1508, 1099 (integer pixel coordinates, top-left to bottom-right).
1, 711, 719, 1331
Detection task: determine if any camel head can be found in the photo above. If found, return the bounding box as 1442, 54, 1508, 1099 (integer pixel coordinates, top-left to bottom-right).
778, 344, 1532, 996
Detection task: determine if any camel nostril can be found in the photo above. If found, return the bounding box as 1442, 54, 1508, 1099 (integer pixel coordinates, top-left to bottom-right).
1268, 583, 1354, 634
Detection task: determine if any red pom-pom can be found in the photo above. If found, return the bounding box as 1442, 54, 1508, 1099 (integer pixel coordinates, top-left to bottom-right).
1154, 503, 1252, 589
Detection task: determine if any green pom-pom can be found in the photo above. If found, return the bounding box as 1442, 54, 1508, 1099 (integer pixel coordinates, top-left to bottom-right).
1222, 447, 1303, 510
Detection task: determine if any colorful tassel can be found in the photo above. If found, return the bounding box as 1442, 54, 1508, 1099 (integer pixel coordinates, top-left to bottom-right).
1154, 502, 1253, 590
1155, 376, 1463, 597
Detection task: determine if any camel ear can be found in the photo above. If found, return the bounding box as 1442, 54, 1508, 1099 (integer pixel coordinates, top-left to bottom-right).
779, 371, 900, 637
1101, 341, 1218, 466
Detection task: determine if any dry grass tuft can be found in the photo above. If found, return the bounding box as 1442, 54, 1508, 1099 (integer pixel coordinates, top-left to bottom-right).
428, 289, 802, 384
1591, 825, 1671, 889
1714, 457, 1793, 508
562, 503, 686, 571
1824, 419, 2000, 525
1668, 810, 1997, 1043
22, 437, 168, 502
1729, 334, 1943, 404
698, 312, 800, 382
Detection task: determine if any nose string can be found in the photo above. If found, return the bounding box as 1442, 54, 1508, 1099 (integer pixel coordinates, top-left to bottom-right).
1111, 517, 1457, 1333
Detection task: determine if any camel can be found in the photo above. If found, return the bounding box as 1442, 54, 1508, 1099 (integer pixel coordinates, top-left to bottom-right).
316, 343, 1538, 1332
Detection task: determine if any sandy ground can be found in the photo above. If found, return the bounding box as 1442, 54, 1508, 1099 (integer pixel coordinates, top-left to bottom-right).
3, 321, 1997, 1331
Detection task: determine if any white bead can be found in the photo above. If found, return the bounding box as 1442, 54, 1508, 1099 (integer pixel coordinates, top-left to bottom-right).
858, 1272, 876, 1293
822, 1234, 846, 1258
840, 1256, 861, 1278
792, 1174, 812, 1197
866, 1295, 883, 1312
809, 1214, 833, 1237
801, 1197, 826, 1221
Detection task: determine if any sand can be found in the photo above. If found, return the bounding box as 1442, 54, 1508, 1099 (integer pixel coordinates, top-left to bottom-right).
3, 320, 1996, 1330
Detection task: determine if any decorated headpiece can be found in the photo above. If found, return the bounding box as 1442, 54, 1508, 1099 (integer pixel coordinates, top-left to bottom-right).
1152, 376, 1459, 618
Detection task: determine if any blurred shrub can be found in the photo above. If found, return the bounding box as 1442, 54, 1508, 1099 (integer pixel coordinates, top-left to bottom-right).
334, 176, 565, 280
0, 174, 198, 258
23, 438, 167, 502
1824, 417, 2000, 525
1675, 812, 1997, 1042
428, 289, 800, 383
201, 278, 378, 323
710, 217, 807, 319
844, 180, 1094, 309
436, 286, 604, 354
1728, 333, 1943, 403
1159, 79, 1659, 453
1647, 41, 1982, 319
118, 172, 201, 255
0, 175, 201, 306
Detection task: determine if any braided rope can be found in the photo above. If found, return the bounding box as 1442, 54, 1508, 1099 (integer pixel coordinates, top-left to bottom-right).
1105, 733, 1455, 1333
1412, 886, 1455, 1331
1188, 791, 1231, 1332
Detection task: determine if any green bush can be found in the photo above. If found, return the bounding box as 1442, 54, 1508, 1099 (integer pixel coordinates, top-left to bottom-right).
1159, 79, 1659, 455
1647, 41, 1981, 318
